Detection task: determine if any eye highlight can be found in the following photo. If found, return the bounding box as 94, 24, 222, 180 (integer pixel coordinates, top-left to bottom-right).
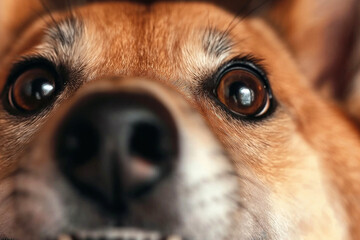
4, 58, 60, 115
9, 68, 57, 112
215, 62, 272, 118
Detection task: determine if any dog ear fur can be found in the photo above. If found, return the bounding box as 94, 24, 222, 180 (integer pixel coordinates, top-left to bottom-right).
341, 4, 360, 123
267, 0, 359, 97
0, 0, 51, 59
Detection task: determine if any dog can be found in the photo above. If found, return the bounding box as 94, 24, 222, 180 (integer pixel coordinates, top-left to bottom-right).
0, 0, 360, 239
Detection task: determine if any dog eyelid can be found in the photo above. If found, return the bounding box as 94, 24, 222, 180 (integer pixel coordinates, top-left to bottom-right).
2, 56, 61, 115
212, 56, 274, 119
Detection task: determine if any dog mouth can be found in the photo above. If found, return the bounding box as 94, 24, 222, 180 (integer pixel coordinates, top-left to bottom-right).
56, 228, 184, 240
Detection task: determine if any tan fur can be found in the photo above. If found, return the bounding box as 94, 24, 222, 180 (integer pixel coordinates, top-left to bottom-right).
0, 1, 360, 240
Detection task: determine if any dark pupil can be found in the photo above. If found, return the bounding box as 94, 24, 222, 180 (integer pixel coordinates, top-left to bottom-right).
228, 82, 255, 107
13, 73, 56, 112
22, 77, 55, 101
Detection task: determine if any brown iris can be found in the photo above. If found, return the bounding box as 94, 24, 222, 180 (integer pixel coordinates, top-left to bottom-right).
216, 69, 270, 117
9, 68, 57, 112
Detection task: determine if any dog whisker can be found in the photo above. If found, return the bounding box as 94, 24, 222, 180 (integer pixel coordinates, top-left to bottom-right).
39, 0, 62, 35
220, 0, 269, 43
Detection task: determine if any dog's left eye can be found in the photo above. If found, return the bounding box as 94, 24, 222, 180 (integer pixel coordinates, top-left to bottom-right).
216, 64, 272, 118
8, 68, 58, 113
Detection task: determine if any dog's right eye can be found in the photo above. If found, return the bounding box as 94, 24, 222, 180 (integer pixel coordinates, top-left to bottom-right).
7, 67, 58, 113
215, 60, 273, 118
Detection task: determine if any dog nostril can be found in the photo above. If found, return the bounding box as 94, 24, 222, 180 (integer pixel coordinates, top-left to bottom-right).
54, 92, 178, 210
130, 122, 166, 165
58, 121, 100, 167
127, 120, 174, 197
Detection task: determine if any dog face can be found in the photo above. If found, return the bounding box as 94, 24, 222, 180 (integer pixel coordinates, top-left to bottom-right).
0, 1, 360, 240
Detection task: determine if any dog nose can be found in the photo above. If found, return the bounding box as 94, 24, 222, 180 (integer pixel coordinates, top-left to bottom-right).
54, 92, 178, 211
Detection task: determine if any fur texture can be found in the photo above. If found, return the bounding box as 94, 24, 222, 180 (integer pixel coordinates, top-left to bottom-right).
0, 1, 359, 240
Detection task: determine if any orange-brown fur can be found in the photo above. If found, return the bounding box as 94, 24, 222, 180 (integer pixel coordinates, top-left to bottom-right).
0, 1, 360, 240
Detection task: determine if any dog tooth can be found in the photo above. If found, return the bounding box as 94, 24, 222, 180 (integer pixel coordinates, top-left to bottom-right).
67, 229, 183, 240
165, 236, 182, 240
57, 234, 73, 240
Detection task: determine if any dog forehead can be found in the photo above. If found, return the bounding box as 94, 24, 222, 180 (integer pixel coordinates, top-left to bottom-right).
48, 2, 241, 86
33, 1, 307, 108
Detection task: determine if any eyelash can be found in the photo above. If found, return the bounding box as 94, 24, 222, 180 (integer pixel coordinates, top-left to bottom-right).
200, 55, 267, 94
2, 57, 61, 115
202, 55, 277, 121
215, 55, 268, 85
6, 56, 58, 85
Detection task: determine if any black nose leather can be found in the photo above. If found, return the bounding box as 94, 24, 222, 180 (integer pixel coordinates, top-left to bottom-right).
54, 92, 178, 211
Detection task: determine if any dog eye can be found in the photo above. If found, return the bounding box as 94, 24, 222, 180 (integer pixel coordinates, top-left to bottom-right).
216, 67, 271, 117
8, 68, 57, 113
